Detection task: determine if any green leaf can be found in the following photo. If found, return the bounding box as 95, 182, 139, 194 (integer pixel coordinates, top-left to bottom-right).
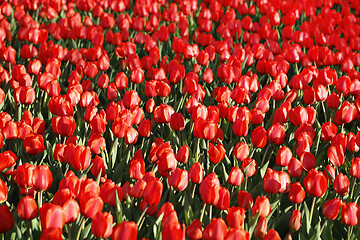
304, 200, 311, 234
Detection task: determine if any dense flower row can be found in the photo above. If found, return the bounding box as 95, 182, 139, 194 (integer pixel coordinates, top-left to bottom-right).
0, 0, 360, 239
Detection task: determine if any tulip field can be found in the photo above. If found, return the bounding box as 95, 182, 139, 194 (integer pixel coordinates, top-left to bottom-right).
2, 0, 360, 239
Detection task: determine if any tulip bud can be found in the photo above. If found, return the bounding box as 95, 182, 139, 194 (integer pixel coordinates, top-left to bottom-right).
303, 169, 327, 197
112, 221, 138, 240
252, 196, 271, 218
189, 162, 204, 184
17, 196, 38, 220
199, 173, 220, 205
203, 218, 228, 240
186, 219, 202, 240
289, 209, 302, 231
0, 205, 14, 233
323, 198, 341, 220
254, 217, 267, 239
341, 202, 359, 226
226, 207, 245, 229
333, 173, 350, 196
91, 212, 113, 239
263, 228, 281, 240
237, 191, 253, 210
228, 166, 244, 186
263, 168, 281, 194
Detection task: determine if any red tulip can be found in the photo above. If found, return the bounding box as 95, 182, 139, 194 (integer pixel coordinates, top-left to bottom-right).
33, 165, 53, 192
233, 142, 249, 162
333, 173, 350, 196
254, 217, 267, 239
143, 178, 163, 206
303, 169, 327, 197
263, 168, 281, 194
228, 166, 244, 186
0, 151, 17, 173
323, 198, 341, 220
252, 196, 271, 218
40, 228, 63, 240
263, 228, 281, 240
276, 146, 292, 167
199, 172, 220, 205
186, 219, 202, 240
225, 228, 250, 240
176, 145, 190, 164
237, 191, 253, 210
267, 123, 286, 145
170, 112, 185, 131
162, 222, 186, 240
351, 157, 360, 178
251, 126, 267, 148
39, 203, 66, 230
80, 192, 103, 219
189, 162, 204, 184
63, 198, 80, 223
15, 163, 35, 189
321, 121, 338, 141
327, 145, 345, 167
17, 196, 38, 220
112, 221, 138, 240
0, 179, 8, 203
91, 212, 113, 239
215, 187, 230, 210
288, 182, 306, 203
209, 143, 226, 164
203, 218, 228, 240
289, 209, 302, 231
168, 168, 188, 191
341, 202, 359, 226
226, 207, 245, 229
0, 205, 14, 233
64, 145, 91, 172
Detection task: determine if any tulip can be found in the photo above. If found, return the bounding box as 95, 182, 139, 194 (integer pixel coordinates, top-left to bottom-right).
170, 112, 185, 131
129, 158, 145, 180
303, 169, 327, 197
263, 168, 281, 194
39, 228, 63, 240
63, 198, 80, 223
189, 162, 204, 184
351, 157, 360, 178
321, 121, 338, 141
209, 142, 226, 164
162, 222, 185, 240
226, 207, 245, 229
91, 212, 113, 239
176, 145, 190, 164
252, 196, 271, 218
17, 196, 38, 220
0, 151, 17, 173
288, 182, 306, 203
289, 209, 302, 231
186, 219, 202, 240
199, 172, 220, 205
203, 218, 228, 240
168, 168, 188, 191
225, 228, 250, 240
112, 221, 138, 240
263, 228, 281, 240
0, 179, 8, 203
228, 166, 244, 186
237, 191, 253, 210
39, 203, 66, 230
251, 126, 267, 148
15, 163, 35, 189
267, 123, 286, 145
64, 145, 91, 172
143, 178, 163, 206
276, 146, 292, 167
233, 142, 249, 161
215, 187, 230, 210
0, 205, 14, 233
323, 198, 341, 221
33, 165, 53, 192
333, 173, 350, 196
254, 217, 267, 239
341, 202, 359, 226
80, 192, 104, 219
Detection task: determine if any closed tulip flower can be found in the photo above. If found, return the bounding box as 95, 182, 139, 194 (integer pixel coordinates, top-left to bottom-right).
39, 203, 66, 230
263, 168, 281, 194
17, 196, 38, 220
169, 168, 188, 191
251, 126, 267, 148
162, 222, 185, 240
252, 196, 271, 218
33, 165, 53, 192
254, 217, 267, 239
170, 112, 185, 131
203, 218, 228, 240
199, 172, 220, 205
91, 212, 113, 239
0, 205, 14, 233
209, 142, 226, 164
289, 209, 302, 231
215, 187, 230, 210
288, 182, 306, 203
333, 173, 350, 196
351, 157, 360, 178
176, 145, 190, 164
341, 202, 359, 226
186, 219, 202, 240
189, 162, 204, 184
112, 221, 138, 240
228, 166, 244, 186
143, 178, 163, 206
267, 123, 286, 145
0, 179, 8, 203
323, 198, 341, 221
303, 169, 327, 197
226, 207, 245, 229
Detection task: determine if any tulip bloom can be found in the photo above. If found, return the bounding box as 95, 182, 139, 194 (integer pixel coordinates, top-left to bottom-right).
341, 202, 359, 226
186, 219, 202, 240
143, 178, 163, 206
263, 168, 281, 194
189, 162, 204, 184
237, 191, 253, 210
203, 218, 228, 240
251, 126, 267, 148
162, 222, 186, 240
199, 173, 220, 205
0, 179, 8, 203
226, 207, 245, 229
333, 173, 350, 196
252, 196, 271, 218
228, 166, 244, 186
254, 217, 267, 239
267, 123, 286, 145
80, 192, 104, 219
0, 205, 14, 233
168, 168, 188, 191
17, 196, 38, 220
323, 198, 341, 221
288, 182, 306, 203
289, 209, 302, 231
112, 221, 138, 240
39, 203, 66, 230
33, 165, 53, 192
303, 169, 327, 197
91, 212, 113, 239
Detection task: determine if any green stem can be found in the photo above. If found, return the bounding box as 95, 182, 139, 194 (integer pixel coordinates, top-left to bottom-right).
136, 205, 149, 228
261, 144, 270, 166
350, 178, 356, 201
347, 225, 352, 240
199, 202, 207, 223
321, 101, 327, 123
191, 183, 196, 199
67, 224, 72, 240
75, 216, 85, 240
309, 197, 316, 226
195, 138, 200, 163
38, 191, 43, 208
28, 220, 33, 240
